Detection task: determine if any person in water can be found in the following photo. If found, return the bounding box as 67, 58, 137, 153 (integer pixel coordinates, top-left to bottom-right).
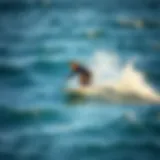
69, 62, 92, 86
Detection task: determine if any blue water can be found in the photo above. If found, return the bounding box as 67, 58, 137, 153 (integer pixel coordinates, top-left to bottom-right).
0, 0, 160, 160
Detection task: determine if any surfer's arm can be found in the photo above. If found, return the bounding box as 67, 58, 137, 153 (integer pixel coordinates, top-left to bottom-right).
68, 67, 81, 79
68, 72, 76, 79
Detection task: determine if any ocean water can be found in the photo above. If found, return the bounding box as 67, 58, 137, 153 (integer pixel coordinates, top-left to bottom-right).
0, 0, 160, 160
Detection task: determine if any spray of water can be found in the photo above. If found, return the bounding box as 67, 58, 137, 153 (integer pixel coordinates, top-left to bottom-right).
68, 51, 160, 103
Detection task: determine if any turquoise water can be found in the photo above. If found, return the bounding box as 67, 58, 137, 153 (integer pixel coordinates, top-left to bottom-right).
0, 0, 160, 159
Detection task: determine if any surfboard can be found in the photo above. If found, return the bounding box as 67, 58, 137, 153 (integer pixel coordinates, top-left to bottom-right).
66, 86, 100, 96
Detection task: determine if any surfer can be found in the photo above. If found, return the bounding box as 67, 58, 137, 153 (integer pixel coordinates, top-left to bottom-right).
68, 62, 92, 86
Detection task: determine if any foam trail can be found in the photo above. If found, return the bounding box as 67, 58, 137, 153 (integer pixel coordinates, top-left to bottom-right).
68, 51, 160, 104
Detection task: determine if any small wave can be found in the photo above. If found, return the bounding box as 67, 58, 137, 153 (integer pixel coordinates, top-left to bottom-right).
0, 56, 37, 69
0, 107, 64, 127
117, 18, 144, 29
0, 0, 50, 11
116, 16, 160, 29
0, 57, 37, 80
84, 29, 104, 39
0, 55, 62, 73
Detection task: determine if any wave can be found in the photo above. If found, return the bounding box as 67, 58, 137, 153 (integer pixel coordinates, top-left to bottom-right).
67, 51, 160, 104
0, 107, 65, 128
0, 0, 50, 11
116, 17, 160, 29
0, 55, 60, 75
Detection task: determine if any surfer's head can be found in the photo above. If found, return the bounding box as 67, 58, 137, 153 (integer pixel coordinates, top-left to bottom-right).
70, 61, 79, 71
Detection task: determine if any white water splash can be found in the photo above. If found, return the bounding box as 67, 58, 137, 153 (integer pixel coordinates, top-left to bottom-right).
67, 51, 160, 104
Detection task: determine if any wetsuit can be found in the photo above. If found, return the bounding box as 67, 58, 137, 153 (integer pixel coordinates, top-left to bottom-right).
69, 66, 92, 86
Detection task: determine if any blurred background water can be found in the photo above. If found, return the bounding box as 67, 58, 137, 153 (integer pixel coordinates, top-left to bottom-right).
0, 0, 160, 160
